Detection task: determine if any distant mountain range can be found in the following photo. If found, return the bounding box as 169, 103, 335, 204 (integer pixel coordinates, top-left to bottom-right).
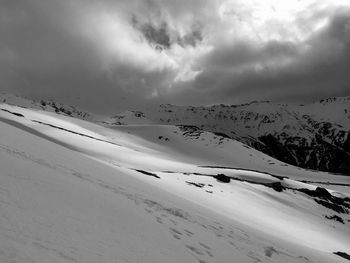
2, 93, 349, 175
110, 97, 350, 175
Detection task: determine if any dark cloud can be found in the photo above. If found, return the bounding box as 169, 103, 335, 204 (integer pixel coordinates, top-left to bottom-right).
171, 6, 350, 106
0, 0, 350, 113
131, 14, 203, 52
177, 23, 203, 48
0, 0, 166, 112
132, 17, 171, 50
225, 9, 350, 103
202, 40, 298, 71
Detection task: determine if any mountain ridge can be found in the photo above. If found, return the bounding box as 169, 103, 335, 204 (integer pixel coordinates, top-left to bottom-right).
110, 97, 350, 175
2, 92, 349, 174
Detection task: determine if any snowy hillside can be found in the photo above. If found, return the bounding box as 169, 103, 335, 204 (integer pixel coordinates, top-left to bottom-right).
1, 97, 350, 262
0, 93, 93, 120
112, 97, 350, 174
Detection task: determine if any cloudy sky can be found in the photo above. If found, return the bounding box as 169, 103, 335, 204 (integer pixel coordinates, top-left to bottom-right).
1, 0, 350, 113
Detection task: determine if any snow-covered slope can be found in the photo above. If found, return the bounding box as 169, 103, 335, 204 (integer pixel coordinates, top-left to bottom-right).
1, 101, 350, 263
0, 92, 93, 120
112, 97, 350, 174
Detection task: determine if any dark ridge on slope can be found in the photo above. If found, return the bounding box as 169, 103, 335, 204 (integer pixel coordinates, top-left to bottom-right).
297, 187, 350, 214
257, 132, 350, 175
334, 251, 350, 261
31, 120, 123, 147
0, 108, 24, 117
134, 169, 160, 179
198, 165, 288, 180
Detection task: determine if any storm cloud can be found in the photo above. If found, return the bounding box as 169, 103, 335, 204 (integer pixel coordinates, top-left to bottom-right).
0, 0, 350, 112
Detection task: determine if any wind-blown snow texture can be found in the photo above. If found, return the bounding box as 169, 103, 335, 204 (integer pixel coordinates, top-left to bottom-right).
0, 94, 350, 263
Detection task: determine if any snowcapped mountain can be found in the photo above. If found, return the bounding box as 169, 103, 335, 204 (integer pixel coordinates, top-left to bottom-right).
0, 93, 93, 120
111, 97, 350, 175
1, 94, 350, 263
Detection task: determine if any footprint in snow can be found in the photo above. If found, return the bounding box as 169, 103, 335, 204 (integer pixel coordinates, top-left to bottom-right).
169, 228, 183, 240
185, 245, 205, 256
264, 246, 279, 257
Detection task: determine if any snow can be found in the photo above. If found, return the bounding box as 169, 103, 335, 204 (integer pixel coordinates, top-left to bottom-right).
1, 101, 350, 263
118, 99, 350, 175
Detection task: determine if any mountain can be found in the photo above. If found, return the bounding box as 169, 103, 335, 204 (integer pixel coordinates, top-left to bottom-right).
1, 94, 350, 263
3, 93, 350, 174
0, 92, 93, 120
111, 97, 350, 175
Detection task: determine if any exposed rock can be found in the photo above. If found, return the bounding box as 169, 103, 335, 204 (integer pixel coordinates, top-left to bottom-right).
214, 174, 231, 183
269, 182, 286, 192
186, 181, 205, 188
325, 215, 344, 224
134, 169, 160, 179
334, 251, 350, 261
298, 187, 350, 214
